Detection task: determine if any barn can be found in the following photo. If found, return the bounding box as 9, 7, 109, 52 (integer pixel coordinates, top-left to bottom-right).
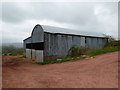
23, 24, 108, 62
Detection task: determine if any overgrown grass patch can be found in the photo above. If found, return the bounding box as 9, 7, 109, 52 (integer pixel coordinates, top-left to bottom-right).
85, 47, 120, 56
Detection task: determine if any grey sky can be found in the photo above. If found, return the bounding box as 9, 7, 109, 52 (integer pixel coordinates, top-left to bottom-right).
1, 1, 118, 43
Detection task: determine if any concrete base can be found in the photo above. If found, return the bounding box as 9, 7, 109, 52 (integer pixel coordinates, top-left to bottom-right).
26, 49, 32, 58
36, 50, 43, 62
26, 49, 43, 62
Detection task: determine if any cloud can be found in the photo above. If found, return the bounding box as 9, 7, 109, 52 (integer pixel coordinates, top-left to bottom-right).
2, 2, 95, 24
2, 2, 28, 23
1, 2, 118, 43
94, 2, 118, 38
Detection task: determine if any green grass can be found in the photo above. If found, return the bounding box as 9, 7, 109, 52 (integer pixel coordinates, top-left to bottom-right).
35, 47, 120, 65
35, 56, 82, 65
85, 47, 120, 56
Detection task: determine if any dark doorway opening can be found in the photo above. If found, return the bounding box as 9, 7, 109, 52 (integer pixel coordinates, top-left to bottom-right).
26, 42, 44, 50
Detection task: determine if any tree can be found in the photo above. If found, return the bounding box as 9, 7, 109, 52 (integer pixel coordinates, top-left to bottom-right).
102, 34, 115, 42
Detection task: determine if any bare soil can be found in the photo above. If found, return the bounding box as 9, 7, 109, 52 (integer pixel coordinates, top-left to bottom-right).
2, 52, 119, 88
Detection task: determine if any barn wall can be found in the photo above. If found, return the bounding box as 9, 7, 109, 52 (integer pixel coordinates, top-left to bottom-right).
84, 37, 108, 49
24, 38, 32, 58
36, 50, 44, 62
26, 49, 31, 58
32, 49, 36, 59
31, 25, 44, 43
44, 32, 108, 61
23, 37, 31, 52
31, 49, 43, 62
44, 33, 87, 61
86, 37, 98, 49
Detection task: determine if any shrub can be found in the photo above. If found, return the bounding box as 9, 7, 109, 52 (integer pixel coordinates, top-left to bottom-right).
102, 34, 115, 41
105, 40, 120, 47
67, 46, 86, 57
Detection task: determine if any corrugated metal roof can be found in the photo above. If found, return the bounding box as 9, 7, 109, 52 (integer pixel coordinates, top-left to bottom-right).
40, 24, 105, 38
23, 36, 31, 41
24, 24, 107, 41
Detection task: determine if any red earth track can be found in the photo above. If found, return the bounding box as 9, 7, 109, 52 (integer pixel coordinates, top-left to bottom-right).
2, 52, 119, 88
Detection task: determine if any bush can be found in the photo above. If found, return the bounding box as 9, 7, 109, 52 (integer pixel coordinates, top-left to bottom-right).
102, 34, 115, 41
2, 45, 23, 56
105, 40, 120, 47
67, 46, 86, 57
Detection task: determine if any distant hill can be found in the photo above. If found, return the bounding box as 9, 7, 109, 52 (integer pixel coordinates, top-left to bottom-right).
2, 43, 23, 48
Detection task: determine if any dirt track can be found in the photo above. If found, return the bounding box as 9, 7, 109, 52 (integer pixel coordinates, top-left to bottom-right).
2, 52, 118, 88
